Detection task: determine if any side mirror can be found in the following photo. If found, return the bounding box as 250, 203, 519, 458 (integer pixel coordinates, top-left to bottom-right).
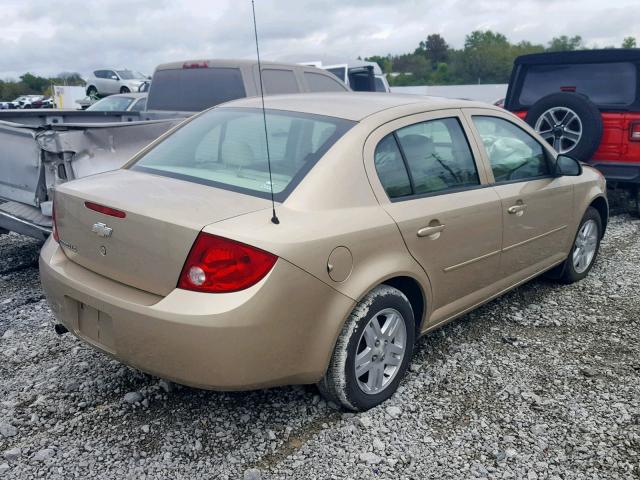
111, 75, 119, 80
555, 154, 582, 176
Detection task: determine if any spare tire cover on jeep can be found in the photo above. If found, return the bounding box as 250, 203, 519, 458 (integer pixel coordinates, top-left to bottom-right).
524, 92, 603, 161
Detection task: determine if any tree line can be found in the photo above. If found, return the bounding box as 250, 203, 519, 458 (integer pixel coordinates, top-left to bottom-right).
0, 32, 638, 99
366, 32, 638, 86
0, 72, 84, 101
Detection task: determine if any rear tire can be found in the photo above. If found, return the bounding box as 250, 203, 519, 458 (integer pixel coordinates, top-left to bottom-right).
120, 86, 130, 93
559, 207, 602, 284
318, 285, 415, 411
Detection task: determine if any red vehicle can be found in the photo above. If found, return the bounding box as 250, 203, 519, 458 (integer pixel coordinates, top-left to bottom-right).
505, 50, 640, 213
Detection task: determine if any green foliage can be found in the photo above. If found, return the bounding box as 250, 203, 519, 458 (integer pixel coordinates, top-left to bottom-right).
373, 31, 591, 87
547, 35, 583, 52
0, 72, 84, 101
622, 36, 637, 48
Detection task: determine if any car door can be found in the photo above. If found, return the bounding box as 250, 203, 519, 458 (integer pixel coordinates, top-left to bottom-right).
364, 110, 503, 326
464, 108, 574, 281
104, 70, 120, 94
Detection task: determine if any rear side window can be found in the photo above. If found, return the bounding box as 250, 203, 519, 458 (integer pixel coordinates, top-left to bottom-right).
262, 69, 299, 94
375, 118, 480, 199
472, 116, 550, 182
147, 67, 246, 112
519, 62, 637, 107
132, 108, 354, 201
304, 72, 348, 92
374, 135, 412, 198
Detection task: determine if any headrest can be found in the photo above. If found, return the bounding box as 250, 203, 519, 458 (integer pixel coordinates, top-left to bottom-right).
221, 140, 255, 168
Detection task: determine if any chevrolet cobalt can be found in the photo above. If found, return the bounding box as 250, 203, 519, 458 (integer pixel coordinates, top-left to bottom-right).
40, 93, 608, 411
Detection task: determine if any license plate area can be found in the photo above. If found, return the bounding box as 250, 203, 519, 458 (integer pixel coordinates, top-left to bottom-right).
76, 301, 115, 354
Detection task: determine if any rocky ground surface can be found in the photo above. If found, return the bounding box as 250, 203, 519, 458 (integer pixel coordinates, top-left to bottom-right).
0, 215, 639, 479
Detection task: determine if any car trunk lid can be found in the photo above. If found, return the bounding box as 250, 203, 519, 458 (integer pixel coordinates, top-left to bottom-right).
54, 169, 270, 296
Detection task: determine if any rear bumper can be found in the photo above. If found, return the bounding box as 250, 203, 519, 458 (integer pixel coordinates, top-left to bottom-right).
590, 161, 640, 184
39, 238, 354, 390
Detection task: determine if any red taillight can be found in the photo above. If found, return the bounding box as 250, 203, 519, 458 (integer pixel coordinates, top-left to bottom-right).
178, 233, 277, 293
183, 61, 208, 69
630, 121, 640, 142
85, 201, 126, 218
52, 201, 59, 243
560, 86, 577, 92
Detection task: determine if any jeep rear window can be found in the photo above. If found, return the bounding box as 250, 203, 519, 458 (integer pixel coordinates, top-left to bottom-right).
147, 67, 246, 112
131, 108, 355, 201
519, 62, 637, 107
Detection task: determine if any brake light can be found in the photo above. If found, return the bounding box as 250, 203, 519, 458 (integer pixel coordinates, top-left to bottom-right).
178, 233, 277, 293
52, 201, 59, 243
183, 61, 208, 69
560, 86, 576, 92
85, 201, 126, 218
630, 121, 640, 141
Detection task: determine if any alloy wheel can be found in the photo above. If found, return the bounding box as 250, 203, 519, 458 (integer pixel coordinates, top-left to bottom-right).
534, 107, 583, 154
354, 308, 407, 395
573, 219, 598, 274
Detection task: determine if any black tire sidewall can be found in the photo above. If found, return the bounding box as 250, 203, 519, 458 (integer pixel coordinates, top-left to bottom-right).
343, 290, 415, 411
120, 87, 130, 93
525, 93, 603, 161
87, 86, 97, 96
562, 207, 602, 283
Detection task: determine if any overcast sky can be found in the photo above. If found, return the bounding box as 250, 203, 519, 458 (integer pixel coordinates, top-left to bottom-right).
0, 0, 638, 79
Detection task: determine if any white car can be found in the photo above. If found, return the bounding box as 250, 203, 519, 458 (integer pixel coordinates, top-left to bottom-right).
86, 93, 147, 112
85, 69, 149, 96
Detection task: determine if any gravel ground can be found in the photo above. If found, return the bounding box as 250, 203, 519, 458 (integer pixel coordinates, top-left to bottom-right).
0, 215, 639, 479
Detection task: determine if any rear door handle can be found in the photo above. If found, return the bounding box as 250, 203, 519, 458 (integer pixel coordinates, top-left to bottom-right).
417, 224, 446, 237
507, 204, 527, 214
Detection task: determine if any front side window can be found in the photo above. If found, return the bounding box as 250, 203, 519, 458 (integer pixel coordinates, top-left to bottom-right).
132, 108, 354, 201
472, 116, 550, 182
304, 72, 348, 92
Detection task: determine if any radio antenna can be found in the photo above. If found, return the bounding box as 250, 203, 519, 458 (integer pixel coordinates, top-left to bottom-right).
251, 0, 279, 225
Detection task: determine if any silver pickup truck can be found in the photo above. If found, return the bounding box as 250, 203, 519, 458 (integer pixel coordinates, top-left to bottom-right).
0, 59, 349, 240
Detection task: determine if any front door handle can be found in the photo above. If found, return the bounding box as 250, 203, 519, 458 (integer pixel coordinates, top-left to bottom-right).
507, 204, 527, 215
417, 224, 446, 238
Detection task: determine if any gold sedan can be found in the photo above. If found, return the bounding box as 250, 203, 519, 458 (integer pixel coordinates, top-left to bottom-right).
40, 93, 608, 411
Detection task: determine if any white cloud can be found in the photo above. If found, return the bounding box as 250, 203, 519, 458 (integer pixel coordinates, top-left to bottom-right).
0, 0, 637, 79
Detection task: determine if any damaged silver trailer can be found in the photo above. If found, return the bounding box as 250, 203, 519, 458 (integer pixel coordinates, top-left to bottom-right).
0, 59, 350, 240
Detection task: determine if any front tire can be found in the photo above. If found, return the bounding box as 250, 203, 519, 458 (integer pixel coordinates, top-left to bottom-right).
86, 85, 98, 97
120, 86, 130, 93
560, 207, 602, 283
318, 285, 415, 411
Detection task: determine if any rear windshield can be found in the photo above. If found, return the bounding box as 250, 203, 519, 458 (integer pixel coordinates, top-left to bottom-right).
147, 67, 246, 112
131, 108, 355, 201
519, 62, 638, 107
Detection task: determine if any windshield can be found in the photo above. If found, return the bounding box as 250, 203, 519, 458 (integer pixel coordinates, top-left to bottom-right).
87, 96, 135, 111
116, 70, 145, 80
132, 108, 354, 201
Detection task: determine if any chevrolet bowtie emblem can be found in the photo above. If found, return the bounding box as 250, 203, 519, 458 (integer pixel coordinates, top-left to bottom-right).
92, 222, 113, 238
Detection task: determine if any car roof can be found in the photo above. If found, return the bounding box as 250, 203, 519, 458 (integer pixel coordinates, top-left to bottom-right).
515, 49, 640, 65
156, 59, 314, 71
219, 92, 491, 121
